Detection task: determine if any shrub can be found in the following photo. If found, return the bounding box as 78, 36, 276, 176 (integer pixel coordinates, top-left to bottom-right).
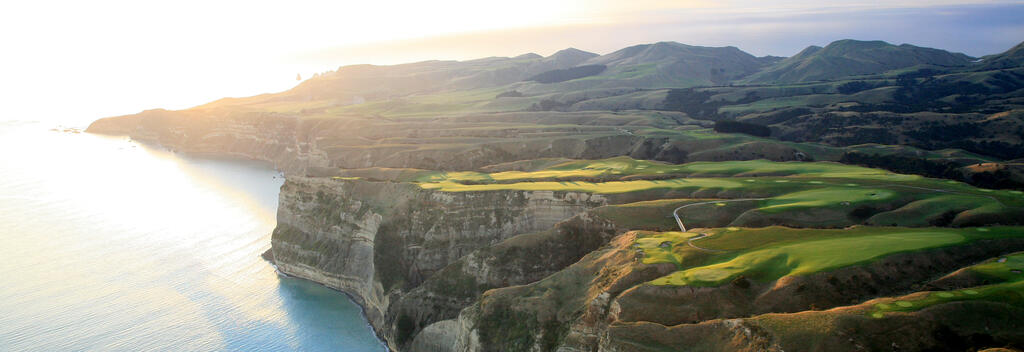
713, 120, 771, 137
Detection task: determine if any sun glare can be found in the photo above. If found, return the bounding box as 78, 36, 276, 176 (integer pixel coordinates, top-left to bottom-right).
0, 0, 1020, 125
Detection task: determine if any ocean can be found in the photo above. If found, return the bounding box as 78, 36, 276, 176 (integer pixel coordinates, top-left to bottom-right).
0, 122, 386, 351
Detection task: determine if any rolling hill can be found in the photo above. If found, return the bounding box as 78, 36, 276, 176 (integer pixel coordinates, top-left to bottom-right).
86, 37, 1024, 352
745, 39, 975, 83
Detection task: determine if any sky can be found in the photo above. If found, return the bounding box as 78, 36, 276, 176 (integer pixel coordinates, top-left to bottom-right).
1, 0, 1023, 126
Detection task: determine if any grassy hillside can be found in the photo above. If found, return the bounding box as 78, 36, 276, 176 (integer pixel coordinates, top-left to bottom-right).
640, 226, 1023, 286
87, 38, 1024, 351
745, 39, 974, 84
441, 158, 1024, 352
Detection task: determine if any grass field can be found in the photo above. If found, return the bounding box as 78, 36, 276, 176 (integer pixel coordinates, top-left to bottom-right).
415, 157, 901, 183
867, 252, 1024, 318
418, 177, 747, 193
640, 226, 1024, 287
407, 158, 1024, 227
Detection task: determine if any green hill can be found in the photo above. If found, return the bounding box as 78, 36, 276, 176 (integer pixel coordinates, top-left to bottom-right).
571, 41, 768, 88
745, 39, 975, 83
87, 37, 1024, 352
265, 48, 599, 106
980, 41, 1024, 70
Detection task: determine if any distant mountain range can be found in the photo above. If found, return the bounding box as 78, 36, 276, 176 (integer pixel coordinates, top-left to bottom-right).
219, 38, 1018, 108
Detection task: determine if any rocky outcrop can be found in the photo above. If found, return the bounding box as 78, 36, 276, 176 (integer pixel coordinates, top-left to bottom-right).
429, 235, 1024, 352
385, 211, 622, 350
268, 176, 610, 350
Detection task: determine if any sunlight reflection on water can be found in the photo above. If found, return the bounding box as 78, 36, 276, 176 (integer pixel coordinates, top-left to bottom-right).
0, 123, 385, 351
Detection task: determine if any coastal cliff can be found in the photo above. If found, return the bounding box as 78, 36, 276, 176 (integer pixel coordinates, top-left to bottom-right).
87, 109, 324, 174
269, 176, 611, 350
271, 173, 1024, 352
86, 108, 830, 178
86, 109, 1024, 351
82, 38, 1024, 351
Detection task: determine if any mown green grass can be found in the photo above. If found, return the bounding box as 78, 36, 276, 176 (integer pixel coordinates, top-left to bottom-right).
416, 157, 901, 184
865, 194, 993, 226
970, 252, 1024, 281
408, 157, 1024, 229
418, 177, 746, 194
868, 252, 1024, 318
656, 231, 963, 286
642, 227, 1024, 287
633, 231, 700, 266
412, 158, 1024, 215
757, 187, 896, 213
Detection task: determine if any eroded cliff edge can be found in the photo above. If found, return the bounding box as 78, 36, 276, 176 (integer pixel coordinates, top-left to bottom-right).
87, 111, 1024, 351
269, 172, 1024, 351
270, 176, 615, 350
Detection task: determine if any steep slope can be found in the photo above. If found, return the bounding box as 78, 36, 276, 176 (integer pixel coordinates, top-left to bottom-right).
980, 41, 1024, 70
85, 38, 1024, 352
746, 39, 975, 83
268, 158, 1024, 351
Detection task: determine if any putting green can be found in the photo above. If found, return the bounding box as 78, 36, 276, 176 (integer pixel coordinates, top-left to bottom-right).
633, 231, 700, 266
757, 187, 895, 213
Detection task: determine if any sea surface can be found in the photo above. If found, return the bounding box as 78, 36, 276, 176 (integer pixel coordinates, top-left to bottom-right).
0, 122, 386, 351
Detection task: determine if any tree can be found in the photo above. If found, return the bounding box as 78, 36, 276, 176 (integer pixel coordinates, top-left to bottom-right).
713, 120, 771, 137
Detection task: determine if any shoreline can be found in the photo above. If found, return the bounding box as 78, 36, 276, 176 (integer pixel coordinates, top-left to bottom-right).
261, 247, 393, 351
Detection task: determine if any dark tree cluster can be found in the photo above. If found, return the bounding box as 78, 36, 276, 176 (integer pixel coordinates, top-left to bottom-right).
839, 152, 1024, 190
837, 70, 1023, 115
713, 120, 771, 137
665, 88, 760, 120
831, 127, 899, 145
836, 81, 882, 94
903, 122, 1024, 160
747, 107, 813, 125
950, 140, 1024, 161
905, 123, 983, 143
840, 152, 963, 180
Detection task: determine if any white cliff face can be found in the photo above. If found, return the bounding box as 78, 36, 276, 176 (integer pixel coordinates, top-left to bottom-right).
269, 177, 610, 350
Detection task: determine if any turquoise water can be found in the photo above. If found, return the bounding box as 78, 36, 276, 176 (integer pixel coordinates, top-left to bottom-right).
0, 122, 386, 351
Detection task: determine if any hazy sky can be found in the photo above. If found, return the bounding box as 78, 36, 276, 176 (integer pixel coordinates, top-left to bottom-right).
2, 0, 1023, 125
